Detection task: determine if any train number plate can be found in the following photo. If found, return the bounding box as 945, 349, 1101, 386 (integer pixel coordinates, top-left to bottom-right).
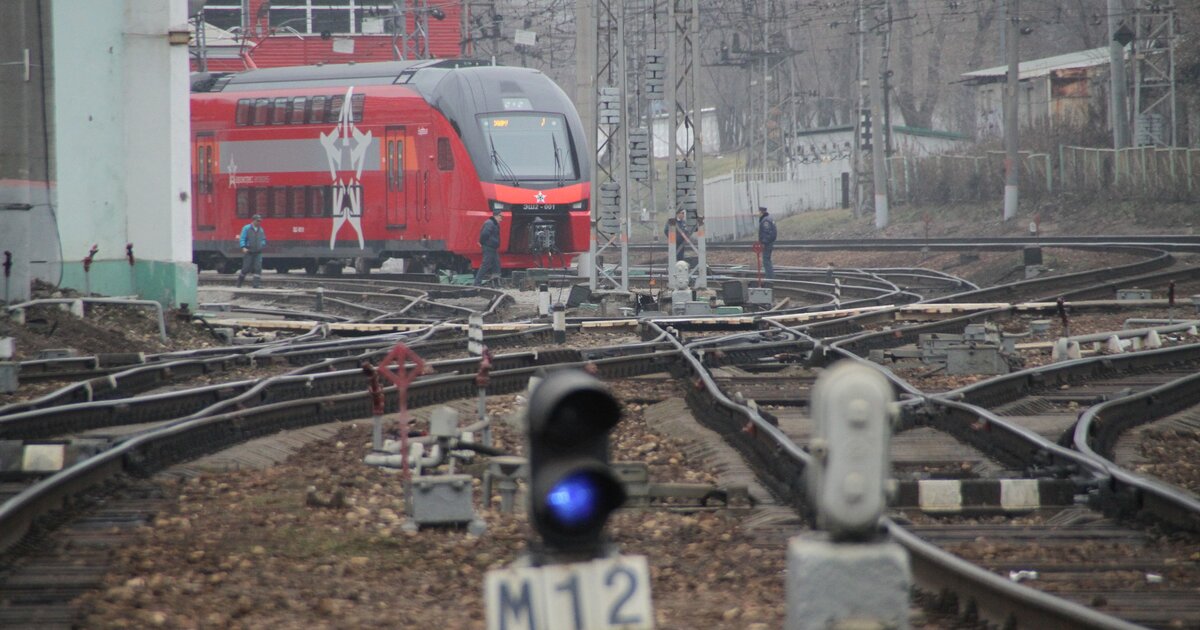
486, 554, 654, 630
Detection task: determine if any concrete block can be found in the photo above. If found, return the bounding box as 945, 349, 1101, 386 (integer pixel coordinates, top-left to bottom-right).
786, 533, 910, 630
1116, 288, 1152, 301
1030, 319, 1052, 335
0, 337, 13, 360
0, 362, 16, 393
35, 348, 78, 360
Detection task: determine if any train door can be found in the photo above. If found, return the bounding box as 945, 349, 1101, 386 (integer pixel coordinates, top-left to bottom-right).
384, 126, 408, 229
193, 133, 217, 231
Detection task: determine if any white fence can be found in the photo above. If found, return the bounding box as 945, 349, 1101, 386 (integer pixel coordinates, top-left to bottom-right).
703, 167, 846, 241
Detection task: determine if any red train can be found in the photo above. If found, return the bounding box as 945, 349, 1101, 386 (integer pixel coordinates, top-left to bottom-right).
189, 60, 590, 275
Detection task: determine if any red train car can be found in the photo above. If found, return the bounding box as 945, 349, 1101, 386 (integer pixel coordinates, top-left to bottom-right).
190, 60, 590, 274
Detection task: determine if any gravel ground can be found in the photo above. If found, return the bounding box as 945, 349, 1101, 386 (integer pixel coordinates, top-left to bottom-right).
75, 382, 796, 630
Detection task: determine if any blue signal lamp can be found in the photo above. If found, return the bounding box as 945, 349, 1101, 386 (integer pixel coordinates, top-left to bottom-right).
526, 370, 626, 559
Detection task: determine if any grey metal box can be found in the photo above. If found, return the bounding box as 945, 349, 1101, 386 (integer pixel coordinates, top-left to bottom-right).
747, 287, 773, 305
683, 301, 712, 316
946, 344, 1009, 375
429, 406, 459, 438
406, 474, 476, 525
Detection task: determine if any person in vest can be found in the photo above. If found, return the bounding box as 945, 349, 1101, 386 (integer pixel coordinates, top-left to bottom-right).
474, 209, 502, 286
237, 213, 267, 288
664, 208, 693, 263
758, 206, 777, 280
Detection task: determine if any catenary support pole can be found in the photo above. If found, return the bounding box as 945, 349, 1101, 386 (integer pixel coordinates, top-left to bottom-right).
1003, 0, 1020, 222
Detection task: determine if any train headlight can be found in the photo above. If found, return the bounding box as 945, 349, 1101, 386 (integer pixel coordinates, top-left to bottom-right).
571, 200, 587, 211
491, 200, 506, 211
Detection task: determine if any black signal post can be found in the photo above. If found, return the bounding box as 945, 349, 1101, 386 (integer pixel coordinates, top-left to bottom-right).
526, 370, 626, 563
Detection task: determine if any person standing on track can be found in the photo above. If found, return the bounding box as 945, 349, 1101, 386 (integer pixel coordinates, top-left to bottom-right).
237, 213, 267, 288
474, 208, 502, 286
758, 206, 777, 280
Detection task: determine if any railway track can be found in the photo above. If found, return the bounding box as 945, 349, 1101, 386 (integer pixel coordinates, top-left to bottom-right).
3, 244, 1200, 628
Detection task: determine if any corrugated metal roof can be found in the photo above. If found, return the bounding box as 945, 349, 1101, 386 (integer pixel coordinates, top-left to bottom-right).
961, 47, 1111, 82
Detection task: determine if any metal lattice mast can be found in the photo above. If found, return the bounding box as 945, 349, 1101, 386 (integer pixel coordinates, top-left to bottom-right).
1132, 4, 1177, 147
392, 0, 432, 60
628, 0, 663, 250
588, 0, 630, 291
668, 0, 705, 288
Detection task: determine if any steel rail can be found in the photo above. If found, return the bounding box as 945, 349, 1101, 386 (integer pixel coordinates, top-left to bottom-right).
1074, 371, 1200, 532
0, 349, 678, 557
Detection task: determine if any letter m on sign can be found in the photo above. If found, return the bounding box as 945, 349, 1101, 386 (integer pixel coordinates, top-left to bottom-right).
486, 567, 544, 630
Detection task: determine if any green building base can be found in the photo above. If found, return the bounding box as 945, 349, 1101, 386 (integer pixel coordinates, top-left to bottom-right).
60, 259, 198, 309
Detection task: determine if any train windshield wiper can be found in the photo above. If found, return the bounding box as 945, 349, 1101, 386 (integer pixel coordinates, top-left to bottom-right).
552, 134, 564, 188
488, 134, 520, 186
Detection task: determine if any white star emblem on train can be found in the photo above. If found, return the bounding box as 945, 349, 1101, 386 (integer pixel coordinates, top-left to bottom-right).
535, 191, 546, 203
319, 86, 372, 250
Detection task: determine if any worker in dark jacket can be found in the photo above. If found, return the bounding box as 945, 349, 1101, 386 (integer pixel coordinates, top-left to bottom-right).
664, 208, 692, 263
474, 209, 502, 286
758, 206, 777, 280
237, 214, 267, 288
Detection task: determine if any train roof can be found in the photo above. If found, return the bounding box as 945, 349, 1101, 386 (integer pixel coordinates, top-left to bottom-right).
191, 59, 493, 94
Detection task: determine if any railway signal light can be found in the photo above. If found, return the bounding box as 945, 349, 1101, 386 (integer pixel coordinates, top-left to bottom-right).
526, 370, 626, 558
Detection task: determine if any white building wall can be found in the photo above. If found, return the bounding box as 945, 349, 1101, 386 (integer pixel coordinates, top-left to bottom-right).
52, 0, 195, 305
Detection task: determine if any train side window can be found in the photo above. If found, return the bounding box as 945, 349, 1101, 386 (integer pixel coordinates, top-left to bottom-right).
289, 97, 307, 124
254, 187, 269, 216
327, 94, 345, 123
235, 99, 250, 126
203, 146, 213, 194
253, 98, 270, 125
351, 94, 365, 122
308, 186, 327, 218
437, 138, 454, 171
271, 187, 287, 217
195, 144, 205, 192
236, 188, 251, 219
272, 98, 288, 125
288, 186, 305, 216
309, 96, 327, 124
389, 141, 404, 190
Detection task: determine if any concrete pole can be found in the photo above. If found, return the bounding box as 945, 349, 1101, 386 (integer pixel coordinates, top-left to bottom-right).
1107, 0, 1130, 149
869, 9, 889, 229
1002, 0, 1019, 222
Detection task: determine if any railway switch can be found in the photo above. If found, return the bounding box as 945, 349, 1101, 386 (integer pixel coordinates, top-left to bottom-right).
526, 370, 625, 560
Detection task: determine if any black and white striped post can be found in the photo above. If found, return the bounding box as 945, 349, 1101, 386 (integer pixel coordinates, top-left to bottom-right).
552, 303, 566, 344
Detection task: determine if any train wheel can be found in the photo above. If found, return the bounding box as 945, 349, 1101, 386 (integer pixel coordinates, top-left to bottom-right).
218, 259, 238, 275
353, 257, 371, 275
321, 261, 344, 275
304, 262, 319, 275
273, 264, 290, 274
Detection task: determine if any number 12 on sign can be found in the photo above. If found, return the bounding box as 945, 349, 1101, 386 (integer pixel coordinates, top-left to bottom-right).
486, 554, 654, 630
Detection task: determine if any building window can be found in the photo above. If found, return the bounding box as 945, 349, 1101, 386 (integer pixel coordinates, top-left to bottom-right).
265, 1, 395, 36
200, 0, 243, 33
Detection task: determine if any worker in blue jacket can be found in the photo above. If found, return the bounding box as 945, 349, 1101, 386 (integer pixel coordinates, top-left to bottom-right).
237, 213, 267, 288
758, 206, 777, 279
474, 209, 502, 286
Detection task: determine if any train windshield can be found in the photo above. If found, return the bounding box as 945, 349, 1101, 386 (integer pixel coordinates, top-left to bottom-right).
478, 114, 577, 183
